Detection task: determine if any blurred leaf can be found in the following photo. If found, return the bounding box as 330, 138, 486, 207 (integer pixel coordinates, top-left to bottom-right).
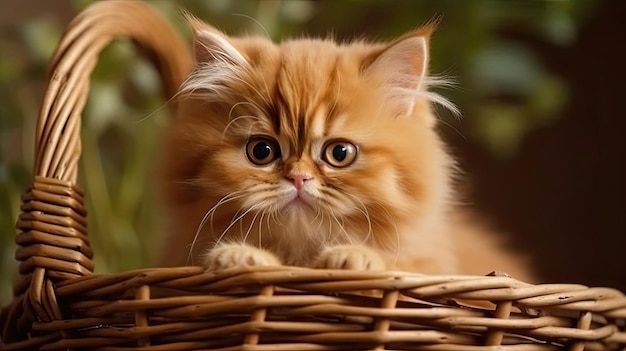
91, 40, 136, 81
86, 82, 129, 133
19, 18, 61, 62
474, 104, 527, 159
471, 41, 541, 96
197, 0, 232, 14
0, 52, 21, 83
530, 74, 568, 121
281, 0, 316, 23
128, 59, 161, 97
543, 9, 576, 46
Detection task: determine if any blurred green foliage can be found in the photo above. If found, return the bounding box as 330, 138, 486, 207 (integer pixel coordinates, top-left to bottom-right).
0, 0, 596, 305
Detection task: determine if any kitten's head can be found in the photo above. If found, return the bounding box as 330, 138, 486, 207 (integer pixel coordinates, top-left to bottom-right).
160, 18, 455, 254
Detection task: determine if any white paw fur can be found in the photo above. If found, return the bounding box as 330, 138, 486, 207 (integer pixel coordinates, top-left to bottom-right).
313, 245, 386, 270
202, 243, 281, 271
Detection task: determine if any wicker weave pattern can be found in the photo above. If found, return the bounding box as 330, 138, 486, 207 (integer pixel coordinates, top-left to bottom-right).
1, 1, 626, 350
3, 266, 626, 350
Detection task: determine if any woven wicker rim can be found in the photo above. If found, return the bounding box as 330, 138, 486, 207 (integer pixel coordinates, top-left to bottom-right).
1, 1, 626, 350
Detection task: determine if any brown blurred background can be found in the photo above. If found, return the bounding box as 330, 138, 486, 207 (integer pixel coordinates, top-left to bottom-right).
459, 0, 626, 290
0, 0, 624, 305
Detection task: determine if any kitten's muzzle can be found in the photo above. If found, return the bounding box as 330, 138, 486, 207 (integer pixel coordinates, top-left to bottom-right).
287, 173, 311, 191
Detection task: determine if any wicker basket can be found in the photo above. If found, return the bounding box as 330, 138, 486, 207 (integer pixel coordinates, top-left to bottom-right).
2, 1, 626, 350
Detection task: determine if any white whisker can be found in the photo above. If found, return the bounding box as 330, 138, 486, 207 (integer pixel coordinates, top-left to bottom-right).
133, 95, 176, 124
346, 193, 373, 244
258, 209, 268, 248
328, 207, 352, 245
231, 75, 272, 108
374, 201, 401, 265
214, 204, 260, 248
438, 118, 467, 140
232, 13, 272, 39
222, 115, 260, 140
187, 191, 246, 265
243, 207, 262, 244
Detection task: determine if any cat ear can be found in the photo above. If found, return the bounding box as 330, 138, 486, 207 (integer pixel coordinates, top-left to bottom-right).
365, 30, 431, 117
186, 15, 248, 67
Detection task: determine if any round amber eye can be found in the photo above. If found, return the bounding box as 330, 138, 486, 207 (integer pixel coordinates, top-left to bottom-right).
323, 140, 357, 168
246, 136, 281, 165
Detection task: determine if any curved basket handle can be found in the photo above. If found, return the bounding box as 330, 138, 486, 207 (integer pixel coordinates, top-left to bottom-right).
8, 0, 192, 330
36, 1, 192, 181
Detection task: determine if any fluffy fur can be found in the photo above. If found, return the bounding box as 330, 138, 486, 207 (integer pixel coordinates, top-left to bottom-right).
158, 18, 534, 282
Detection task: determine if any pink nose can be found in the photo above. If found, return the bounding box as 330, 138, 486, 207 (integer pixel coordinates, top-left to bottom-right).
288, 174, 311, 190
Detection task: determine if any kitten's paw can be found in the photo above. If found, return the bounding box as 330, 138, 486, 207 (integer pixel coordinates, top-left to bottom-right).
313, 245, 386, 271
202, 243, 281, 271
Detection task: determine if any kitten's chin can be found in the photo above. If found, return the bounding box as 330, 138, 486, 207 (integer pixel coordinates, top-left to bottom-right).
280, 191, 316, 215
287, 197, 313, 211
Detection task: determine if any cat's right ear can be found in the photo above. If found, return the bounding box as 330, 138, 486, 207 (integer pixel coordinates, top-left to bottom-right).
363, 30, 431, 118
185, 14, 248, 67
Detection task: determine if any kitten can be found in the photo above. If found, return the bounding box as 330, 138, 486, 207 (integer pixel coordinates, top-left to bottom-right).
158, 17, 534, 282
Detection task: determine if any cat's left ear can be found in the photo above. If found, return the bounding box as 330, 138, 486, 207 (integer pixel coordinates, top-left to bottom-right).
364, 27, 433, 117
185, 14, 248, 67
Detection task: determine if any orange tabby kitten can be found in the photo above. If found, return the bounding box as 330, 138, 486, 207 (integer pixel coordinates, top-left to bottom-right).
158, 17, 534, 282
